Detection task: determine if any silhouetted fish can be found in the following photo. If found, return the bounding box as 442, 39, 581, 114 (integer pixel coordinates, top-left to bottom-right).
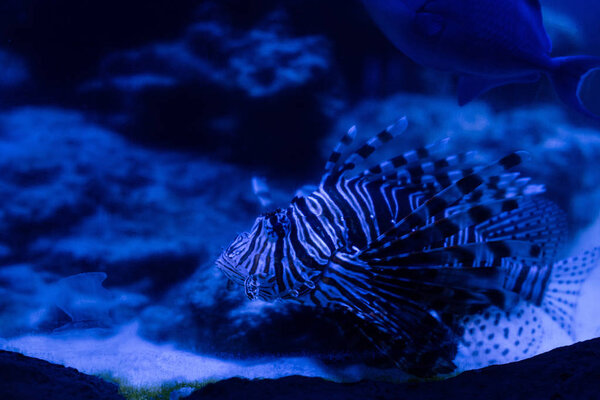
362, 0, 600, 118
217, 117, 599, 375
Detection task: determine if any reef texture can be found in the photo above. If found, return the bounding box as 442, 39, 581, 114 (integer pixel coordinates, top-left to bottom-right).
0, 350, 123, 400
186, 337, 600, 400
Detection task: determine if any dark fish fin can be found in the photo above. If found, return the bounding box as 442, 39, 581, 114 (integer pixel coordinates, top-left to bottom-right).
478, 198, 568, 261
458, 73, 541, 105
356, 137, 455, 180
361, 197, 538, 261
456, 177, 545, 209
355, 313, 458, 376
318, 254, 459, 375
550, 56, 600, 119
362, 151, 529, 252
323, 125, 357, 174
414, 12, 445, 37
541, 248, 600, 338
367, 240, 543, 270
321, 118, 407, 185
322, 252, 521, 351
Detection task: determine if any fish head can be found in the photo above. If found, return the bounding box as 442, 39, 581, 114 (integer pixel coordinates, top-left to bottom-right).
217, 207, 315, 302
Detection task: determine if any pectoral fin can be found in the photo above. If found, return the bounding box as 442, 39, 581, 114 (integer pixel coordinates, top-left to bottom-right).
458, 73, 541, 105
317, 253, 459, 376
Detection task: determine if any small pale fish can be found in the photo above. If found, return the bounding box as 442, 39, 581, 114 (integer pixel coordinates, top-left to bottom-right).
217, 117, 599, 376
54, 272, 114, 329
361, 0, 600, 119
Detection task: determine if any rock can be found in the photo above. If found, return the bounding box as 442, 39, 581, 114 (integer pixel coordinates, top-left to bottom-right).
81, 9, 338, 175
170, 386, 195, 400
0, 107, 257, 335
0, 350, 123, 400
184, 337, 600, 400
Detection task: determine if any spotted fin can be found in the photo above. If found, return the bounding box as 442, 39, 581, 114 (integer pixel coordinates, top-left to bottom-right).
454, 304, 544, 370
542, 248, 600, 338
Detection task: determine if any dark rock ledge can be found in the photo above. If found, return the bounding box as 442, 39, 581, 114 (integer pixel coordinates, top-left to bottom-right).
0, 350, 123, 400
1, 337, 599, 400
186, 337, 600, 400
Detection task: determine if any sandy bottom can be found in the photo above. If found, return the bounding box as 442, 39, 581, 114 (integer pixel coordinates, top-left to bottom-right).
0, 323, 406, 388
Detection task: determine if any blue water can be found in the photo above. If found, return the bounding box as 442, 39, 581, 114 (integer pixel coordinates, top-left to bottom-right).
0, 0, 599, 391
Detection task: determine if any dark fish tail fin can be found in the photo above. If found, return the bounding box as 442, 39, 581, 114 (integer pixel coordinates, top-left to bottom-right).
550, 56, 600, 120
541, 248, 600, 338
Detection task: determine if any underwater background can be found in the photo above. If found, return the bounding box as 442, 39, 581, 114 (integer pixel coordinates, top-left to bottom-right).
1, 0, 600, 395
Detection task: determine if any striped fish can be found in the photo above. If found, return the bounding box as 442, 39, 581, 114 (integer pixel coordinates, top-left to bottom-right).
217, 117, 598, 376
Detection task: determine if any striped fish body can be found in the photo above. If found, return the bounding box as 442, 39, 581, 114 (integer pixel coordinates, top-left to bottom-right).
217, 117, 596, 376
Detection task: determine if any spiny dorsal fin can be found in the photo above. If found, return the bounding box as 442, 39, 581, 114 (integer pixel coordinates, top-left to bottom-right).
365, 240, 542, 268
321, 117, 408, 185
357, 137, 454, 180
361, 151, 530, 254
323, 125, 357, 174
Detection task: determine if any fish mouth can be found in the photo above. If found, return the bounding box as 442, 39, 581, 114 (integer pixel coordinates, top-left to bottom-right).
215, 253, 247, 286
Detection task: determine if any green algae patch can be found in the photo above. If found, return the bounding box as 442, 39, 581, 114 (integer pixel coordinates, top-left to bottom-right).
97, 372, 214, 400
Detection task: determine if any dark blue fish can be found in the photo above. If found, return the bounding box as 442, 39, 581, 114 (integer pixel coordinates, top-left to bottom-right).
362, 0, 600, 118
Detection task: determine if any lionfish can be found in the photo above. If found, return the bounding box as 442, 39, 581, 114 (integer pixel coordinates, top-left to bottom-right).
217, 117, 598, 375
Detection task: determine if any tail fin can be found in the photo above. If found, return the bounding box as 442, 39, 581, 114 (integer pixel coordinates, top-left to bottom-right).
550, 56, 600, 120
542, 247, 600, 339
